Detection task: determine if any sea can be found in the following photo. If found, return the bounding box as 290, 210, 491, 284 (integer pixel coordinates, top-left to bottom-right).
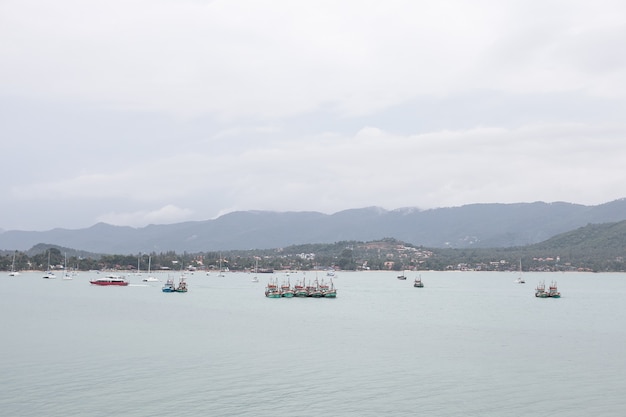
1, 270, 625, 417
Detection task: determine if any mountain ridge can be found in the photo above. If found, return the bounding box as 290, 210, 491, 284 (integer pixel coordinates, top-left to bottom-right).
1, 199, 626, 254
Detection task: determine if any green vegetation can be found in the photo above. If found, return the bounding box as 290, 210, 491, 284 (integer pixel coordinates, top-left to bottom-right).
3, 221, 626, 273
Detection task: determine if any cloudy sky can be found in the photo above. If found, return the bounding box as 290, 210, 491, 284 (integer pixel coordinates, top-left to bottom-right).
1, 0, 626, 231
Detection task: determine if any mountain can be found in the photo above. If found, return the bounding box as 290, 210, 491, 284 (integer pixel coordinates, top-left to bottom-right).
2, 199, 626, 254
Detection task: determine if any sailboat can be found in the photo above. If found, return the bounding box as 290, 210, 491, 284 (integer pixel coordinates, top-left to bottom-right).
251, 258, 259, 282
63, 253, 73, 280
8, 251, 20, 276
514, 259, 525, 284
43, 250, 56, 279
218, 254, 226, 277
134, 254, 142, 277
142, 256, 159, 282
397, 270, 407, 280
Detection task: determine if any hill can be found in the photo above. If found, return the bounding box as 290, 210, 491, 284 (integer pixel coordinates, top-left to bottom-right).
1, 199, 626, 254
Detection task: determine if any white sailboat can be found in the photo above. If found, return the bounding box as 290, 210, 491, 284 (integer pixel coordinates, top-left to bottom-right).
218, 254, 226, 277
514, 259, 525, 284
8, 251, 20, 276
134, 254, 142, 276
63, 253, 73, 280
143, 255, 159, 282
43, 250, 56, 279
251, 258, 259, 282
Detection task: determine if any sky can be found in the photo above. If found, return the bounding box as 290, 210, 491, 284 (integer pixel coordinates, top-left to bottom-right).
2, 0, 626, 231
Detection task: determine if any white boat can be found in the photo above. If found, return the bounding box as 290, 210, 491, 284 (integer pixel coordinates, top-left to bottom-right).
8, 251, 20, 276
142, 256, 159, 282
218, 254, 226, 277
43, 250, 56, 279
514, 259, 525, 284
63, 253, 73, 280
251, 258, 259, 282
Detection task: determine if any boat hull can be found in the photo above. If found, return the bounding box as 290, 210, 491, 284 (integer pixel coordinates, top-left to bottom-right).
90, 281, 129, 286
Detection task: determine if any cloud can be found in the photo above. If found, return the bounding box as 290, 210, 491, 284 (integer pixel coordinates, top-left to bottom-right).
2, 0, 625, 121
2, 1, 626, 231
96, 204, 194, 227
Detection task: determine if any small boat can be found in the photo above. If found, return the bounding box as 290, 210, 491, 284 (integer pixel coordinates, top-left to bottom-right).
322, 279, 337, 298
308, 279, 323, 298
548, 281, 561, 298
414, 275, 424, 288
251, 258, 259, 282
8, 252, 20, 276
175, 277, 188, 293
535, 281, 548, 298
281, 280, 294, 297
162, 277, 176, 292
265, 280, 281, 298
63, 253, 73, 280
90, 275, 129, 286
294, 279, 308, 297
142, 256, 159, 282
397, 271, 407, 280
514, 259, 525, 283
43, 250, 56, 279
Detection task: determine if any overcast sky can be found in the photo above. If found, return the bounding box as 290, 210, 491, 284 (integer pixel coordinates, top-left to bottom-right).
2, 0, 626, 231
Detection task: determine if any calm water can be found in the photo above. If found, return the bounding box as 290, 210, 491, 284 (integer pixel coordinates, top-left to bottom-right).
1, 270, 625, 416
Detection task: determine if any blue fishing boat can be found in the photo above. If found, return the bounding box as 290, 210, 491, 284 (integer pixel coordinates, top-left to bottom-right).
162, 277, 176, 293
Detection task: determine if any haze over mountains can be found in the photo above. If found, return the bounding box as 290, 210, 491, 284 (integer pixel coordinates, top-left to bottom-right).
2, 199, 626, 254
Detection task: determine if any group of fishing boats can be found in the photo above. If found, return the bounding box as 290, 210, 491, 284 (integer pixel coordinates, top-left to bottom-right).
162, 276, 188, 293
535, 281, 561, 298
265, 278, 337, 298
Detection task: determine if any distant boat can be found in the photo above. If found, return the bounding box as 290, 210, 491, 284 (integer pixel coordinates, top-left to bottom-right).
548, 281, 561, 298
63, 253, 73, 280
162, 277, 176, 293
322, 279, 337, 298
265, 279, 281, 298
90, 275, 129, 286
218, 254, 226, 277
43, 251, 56, 279
8, 252, 20, 276
414, 274, 424, 288
251, 258, 259, 282
514, 259, 525, 284
535, 281, 548, 298
397, 271, 407, 280
175, 276, 188, 293
142, 256, 159, 282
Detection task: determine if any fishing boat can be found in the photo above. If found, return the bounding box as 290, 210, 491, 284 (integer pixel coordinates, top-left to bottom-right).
414, 275, 424, 288
307, 279, 323, 298
294, 279, 308, 297
265, 280, 281, 298
162, 277, 176, 293
280, 279, 294, 297
535, 281, 548, 298
397, 271, 407, 280
90, 275, 129, 286
548, 281, 561, 298
322, 279, 337, 298
514, 259, 525, 283
175, 277, 188, 293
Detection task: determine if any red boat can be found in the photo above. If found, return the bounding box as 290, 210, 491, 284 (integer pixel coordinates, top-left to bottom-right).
90, 275, 129, 286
